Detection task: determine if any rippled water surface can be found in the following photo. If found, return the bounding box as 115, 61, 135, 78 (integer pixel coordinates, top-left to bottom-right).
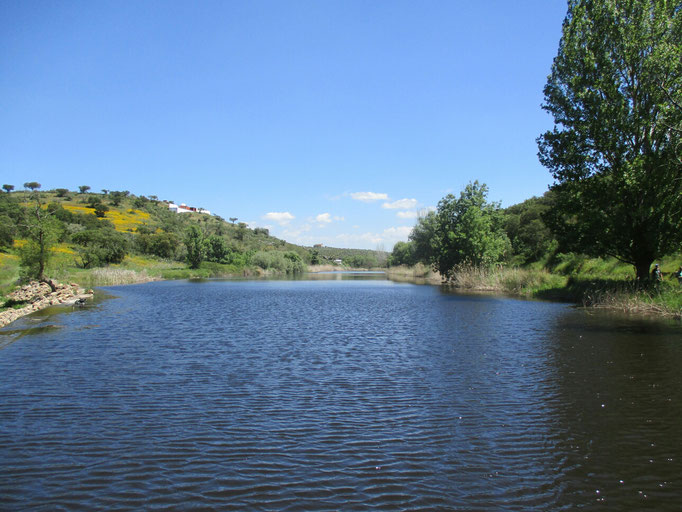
1, 277, 682, 510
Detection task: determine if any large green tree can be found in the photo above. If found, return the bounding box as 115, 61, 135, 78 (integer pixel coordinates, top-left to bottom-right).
433, 181, 509, 278
184, 225, 205, 269
409, 210, 438, 265
20, 189, 59, 283
538, 0, 682, 280
388, 241, 416, 267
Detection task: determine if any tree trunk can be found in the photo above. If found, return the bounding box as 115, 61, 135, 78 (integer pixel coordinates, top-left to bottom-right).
635, 258, 653, 282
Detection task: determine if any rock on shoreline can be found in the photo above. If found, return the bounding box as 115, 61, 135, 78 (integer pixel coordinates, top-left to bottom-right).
0, 281, 94, 328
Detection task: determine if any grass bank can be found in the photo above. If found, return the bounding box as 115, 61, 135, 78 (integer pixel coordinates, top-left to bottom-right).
387, 262, 682, 319
385, 264, 443, 284
0, 250, 268, 314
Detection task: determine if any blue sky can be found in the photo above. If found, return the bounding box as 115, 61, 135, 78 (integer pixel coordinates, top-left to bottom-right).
1, 1, 567, 250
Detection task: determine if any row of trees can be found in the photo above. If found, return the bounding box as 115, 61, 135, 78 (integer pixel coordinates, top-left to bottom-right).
389, 182, 555, 278
391, 0, 681, 280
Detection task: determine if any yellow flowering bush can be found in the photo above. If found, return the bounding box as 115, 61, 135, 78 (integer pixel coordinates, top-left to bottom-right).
62, 205, 150, 232
51, 244, 75, 255
0, 252, 19, 263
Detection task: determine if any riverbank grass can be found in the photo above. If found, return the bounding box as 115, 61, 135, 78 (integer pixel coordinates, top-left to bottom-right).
438, 264, 682, 318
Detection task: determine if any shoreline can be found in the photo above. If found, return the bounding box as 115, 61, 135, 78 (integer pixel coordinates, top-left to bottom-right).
2, 265, 680, 329
0, 280, 94, 329
386, 265, 682, 320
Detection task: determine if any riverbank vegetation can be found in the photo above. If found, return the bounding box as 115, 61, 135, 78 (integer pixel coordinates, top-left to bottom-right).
387, 1, 682, 318
2, 2, 680, 321
0, 184, 383, 311
387, 184, 682, 317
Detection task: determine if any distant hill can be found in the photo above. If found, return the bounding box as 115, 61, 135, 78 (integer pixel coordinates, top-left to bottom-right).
0, 187, 387, 284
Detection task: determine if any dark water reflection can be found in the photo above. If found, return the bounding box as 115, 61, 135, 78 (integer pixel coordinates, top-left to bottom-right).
1, 278, 681, 510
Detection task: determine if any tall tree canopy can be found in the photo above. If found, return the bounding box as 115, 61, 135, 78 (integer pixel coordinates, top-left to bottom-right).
538, 0, 682, 280
433, 181, 509, 278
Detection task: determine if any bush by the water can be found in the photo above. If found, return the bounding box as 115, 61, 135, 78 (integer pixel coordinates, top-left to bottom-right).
251, 251, 305, 274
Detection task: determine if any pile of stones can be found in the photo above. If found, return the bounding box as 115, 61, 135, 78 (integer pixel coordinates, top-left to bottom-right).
0, 280, 93, 328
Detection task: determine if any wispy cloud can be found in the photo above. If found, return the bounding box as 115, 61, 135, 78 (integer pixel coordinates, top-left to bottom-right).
396, 210, 419, 219
282, 224, 311, 238
332, 226, 413, 250
382, 198, 418, 210
384, 226, 412, 238
350, 191, 389, 202
263, 211, 295, 225
314, 213, 344, 225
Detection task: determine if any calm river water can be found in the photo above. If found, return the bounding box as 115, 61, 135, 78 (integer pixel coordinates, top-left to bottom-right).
1, 275, 681, 510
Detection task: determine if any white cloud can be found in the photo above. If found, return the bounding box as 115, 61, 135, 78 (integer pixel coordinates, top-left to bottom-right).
382, 198, 418, 210
397, 210, 419, 219
351, 191, 389, 202
383, 226, 413, 238
282, 224, 312, 239
332, 226, 413, 250
263, 211, 295, 225
336, 232, 385, 246
313, 213, 344, 226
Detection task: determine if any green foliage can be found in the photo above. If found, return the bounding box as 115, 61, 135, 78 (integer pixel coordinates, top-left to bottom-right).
251, 250, 305, 274
73, 212, 114, 231
136, 232, 180, 259
87, 196, 103, 209
409, 211, 438, 265
0, 193, 22, 250
204, 234, 231, 263
538, 0, 682, 280
235, 223, 247, 241
2, 184, 14, 193
0, 215, 15, 249
72, 229, 128, 268
55, 188, 69, 198
133, 196, 149, 209
46, 202, 74, 223
503, 192, 557, 263
94, 204, 109, 218
433, 181, 510, 278
23, 182, 41, 191
20, 218, 59, 280
19, 191, 58, 280
109, 190, 129, 206
184, 225, 205, 269
78, 185, 90, 194
343, 252, 379, 268
388, 241, 416, 267
312, 246, 388, 268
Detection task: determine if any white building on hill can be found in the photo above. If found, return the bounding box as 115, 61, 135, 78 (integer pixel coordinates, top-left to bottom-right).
168, 203, 211, 215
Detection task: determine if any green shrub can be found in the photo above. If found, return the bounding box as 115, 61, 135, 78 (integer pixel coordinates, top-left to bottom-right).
72, 229, 128, 268
251, 250, 305, 274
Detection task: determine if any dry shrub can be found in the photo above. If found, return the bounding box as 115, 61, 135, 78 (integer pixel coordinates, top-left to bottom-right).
87, 268, 155, 286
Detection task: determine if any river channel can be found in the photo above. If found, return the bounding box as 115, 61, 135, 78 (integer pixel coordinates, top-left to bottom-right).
1, 275, 681, 510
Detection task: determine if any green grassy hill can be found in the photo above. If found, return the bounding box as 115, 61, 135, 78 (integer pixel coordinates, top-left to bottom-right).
0, 187, 387, 294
